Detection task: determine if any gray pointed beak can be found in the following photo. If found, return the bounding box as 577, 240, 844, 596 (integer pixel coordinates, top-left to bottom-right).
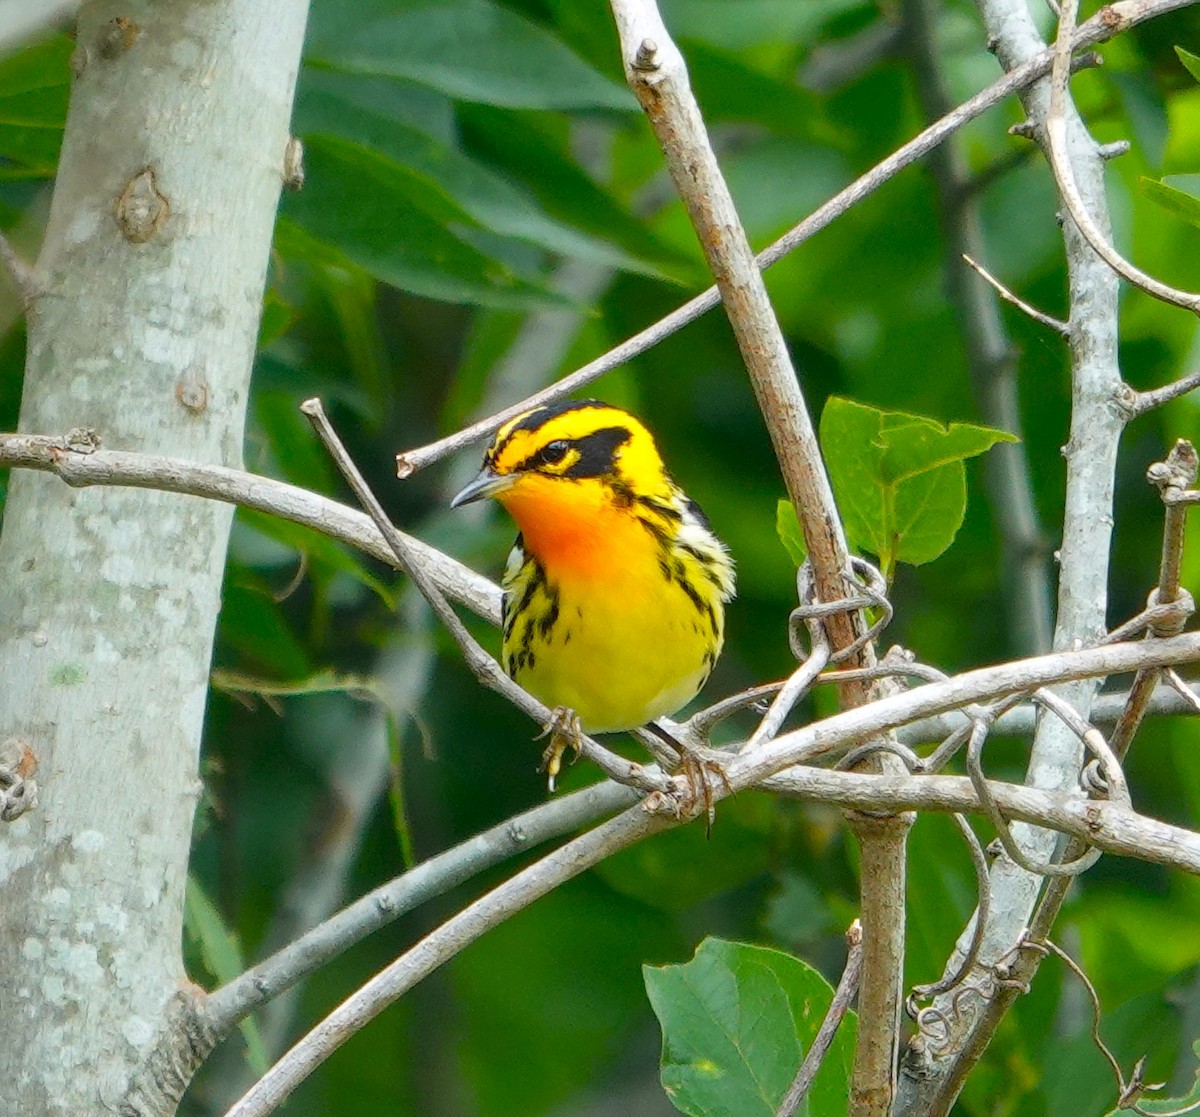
450, 466, 515, 508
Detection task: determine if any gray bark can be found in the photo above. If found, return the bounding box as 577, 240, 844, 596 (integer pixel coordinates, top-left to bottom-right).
0, 1, 307, 1113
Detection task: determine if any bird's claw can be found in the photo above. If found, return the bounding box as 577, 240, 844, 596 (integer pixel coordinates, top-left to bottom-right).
537, 706, 582, 792
676, 750, 732, 836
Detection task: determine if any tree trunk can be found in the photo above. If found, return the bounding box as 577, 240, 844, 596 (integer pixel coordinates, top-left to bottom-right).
0, 2, 307, 1113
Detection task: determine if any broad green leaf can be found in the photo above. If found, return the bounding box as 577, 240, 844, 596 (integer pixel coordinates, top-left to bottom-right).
458, 104, 699, 283
0, 34, 72, 98
819, 398, 1015, 575
218, 581, 312, 678
1140, 174, 1200, 230
0, 121, 63, 174
1177, 45, 1200, 84
281, 135, 562, 308
876, 410, 1018, 483
820, 397, 889, 562
646, 938, 854, 1117
661, 0, 869, 49
0, 36, 70, 175
184, 877, 269, 1074
775, 500, 807, 566
310, 0, 634, 111
685, 44, 834, 142
890, 462, 966, 566
294, 76, 670, 278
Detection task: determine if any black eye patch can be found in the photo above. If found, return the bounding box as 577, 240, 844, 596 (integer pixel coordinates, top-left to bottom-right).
561, 426, 631, 478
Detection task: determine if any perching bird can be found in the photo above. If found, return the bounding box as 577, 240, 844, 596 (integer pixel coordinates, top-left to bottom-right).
451, 399, 735, 784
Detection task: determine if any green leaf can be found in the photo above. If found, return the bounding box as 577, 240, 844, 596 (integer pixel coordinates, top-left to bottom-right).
458, 104, 699, 284
281, 135, 563, 308
1140, 175, 1200, 230
184, 877, 269, 1074
218, 581, 312, 677
775, 500, 807, 566
646, 938, 854, 1117
1177, 45, 1200, 84
310, 0, 634, 111
0, 34, 72, 98
820, 397, 889, 562
819, 397, 1016, 575
684, 44, 836, 144
294, 74, 669, 278
890, 462, 967, 568
662, 0, 869, 50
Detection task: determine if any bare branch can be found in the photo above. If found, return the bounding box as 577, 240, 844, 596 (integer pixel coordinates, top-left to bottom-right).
902, 0, 1056, 659
0, 431, 502, 624
1109, 442, 1199, 757
393, 0, 1191, 478
728, 634, 1200, 788
202, 781, 634, 1036
776, 920, 864, 1117
960, 254, 1069, 335
223, 804, 671, 1117
608, 1, 862, 665
762, 768, 1200, 876
1130, 368, 1200, 416
607, 7, 909, 1109
1046, 0, 1200, 315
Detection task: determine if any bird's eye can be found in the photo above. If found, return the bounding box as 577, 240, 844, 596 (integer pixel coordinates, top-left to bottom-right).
538, 440, 570, 466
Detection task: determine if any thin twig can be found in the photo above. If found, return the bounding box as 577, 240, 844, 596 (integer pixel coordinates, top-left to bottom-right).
222, 804, 671, 1117
392, 0, 1189, 478
1046, 0, 1200, 314
1164, 668, 1200, 713
1130, 368, 1200, 416
961, 253, 1069, 335
902, 0, 1056, 657
609, 1, 862, 665
776, 920, 865, 1117
202, 781, 634, 1036
300, 400, 670, 797
1109, 441, 1198, 758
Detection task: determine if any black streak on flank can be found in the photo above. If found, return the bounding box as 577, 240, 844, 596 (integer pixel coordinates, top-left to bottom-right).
638, 515, 672, 548
684, 496, 714, 532
637, 494, 681, 522
536, 592, 561, 640
678, 573, 717, 633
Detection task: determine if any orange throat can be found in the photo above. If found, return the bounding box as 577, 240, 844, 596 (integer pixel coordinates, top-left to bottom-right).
497, 477, 646, 581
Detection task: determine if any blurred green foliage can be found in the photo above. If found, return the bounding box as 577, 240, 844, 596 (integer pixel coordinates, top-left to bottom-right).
3, 0, 1200, 1114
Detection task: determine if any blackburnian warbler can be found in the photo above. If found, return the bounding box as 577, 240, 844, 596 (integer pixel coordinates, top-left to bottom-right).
451, 400, 735, 782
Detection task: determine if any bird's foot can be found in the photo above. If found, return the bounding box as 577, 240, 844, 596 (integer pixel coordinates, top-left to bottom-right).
651, 722, 730, 835
537, 706, 583, 792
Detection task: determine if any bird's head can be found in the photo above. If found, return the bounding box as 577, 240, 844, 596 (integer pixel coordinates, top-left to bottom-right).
450, 400, 672, 519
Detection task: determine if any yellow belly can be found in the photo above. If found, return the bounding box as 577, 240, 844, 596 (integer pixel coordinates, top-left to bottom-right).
505, 559, 721, 734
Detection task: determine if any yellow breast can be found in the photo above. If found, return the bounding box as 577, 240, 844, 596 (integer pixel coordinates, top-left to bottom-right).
498, 478, 723, 733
